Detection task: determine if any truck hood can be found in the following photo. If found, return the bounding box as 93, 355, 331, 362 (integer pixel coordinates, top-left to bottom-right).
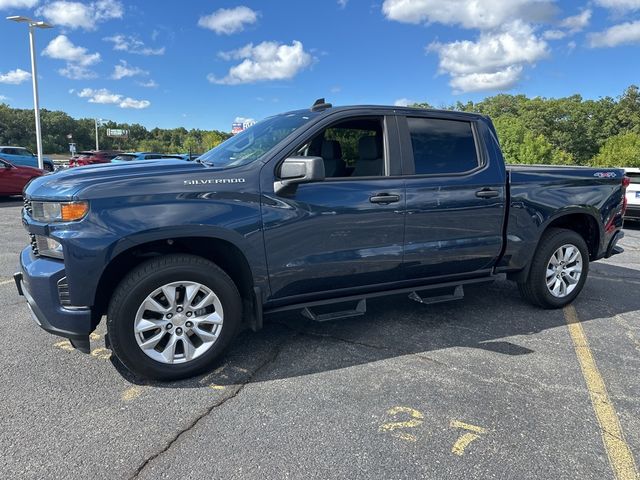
24, 160, 206, 200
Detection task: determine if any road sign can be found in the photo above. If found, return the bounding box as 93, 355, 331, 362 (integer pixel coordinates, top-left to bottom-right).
107, 128, 129, 138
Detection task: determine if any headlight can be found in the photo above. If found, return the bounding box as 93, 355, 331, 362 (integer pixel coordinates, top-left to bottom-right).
35, 235, 64, 259
31, 201, 88, 222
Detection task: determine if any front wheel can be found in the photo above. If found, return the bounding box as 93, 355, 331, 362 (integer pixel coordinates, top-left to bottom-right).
518, 228, 589, 309
107, 254, 242, 380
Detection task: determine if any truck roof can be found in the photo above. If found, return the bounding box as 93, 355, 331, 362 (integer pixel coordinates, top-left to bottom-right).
283, 104, 487, 122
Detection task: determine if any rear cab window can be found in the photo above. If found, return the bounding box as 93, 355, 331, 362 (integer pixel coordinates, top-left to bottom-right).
405, 117, 480, 175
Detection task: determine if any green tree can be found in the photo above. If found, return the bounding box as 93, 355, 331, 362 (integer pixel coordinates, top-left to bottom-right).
591, 132, 640, 167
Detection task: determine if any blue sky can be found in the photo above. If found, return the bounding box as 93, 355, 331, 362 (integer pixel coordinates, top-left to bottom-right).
1, 0, 640, 132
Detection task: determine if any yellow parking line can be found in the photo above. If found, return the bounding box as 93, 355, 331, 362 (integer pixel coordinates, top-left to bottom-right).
564, 305, 639, 480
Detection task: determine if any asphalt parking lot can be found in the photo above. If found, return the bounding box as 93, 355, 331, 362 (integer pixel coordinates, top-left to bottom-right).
1, 196, 639, 480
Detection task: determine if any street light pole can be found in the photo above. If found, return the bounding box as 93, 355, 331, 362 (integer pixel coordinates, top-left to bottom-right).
95, 118, 100, 151
28, 24, 44, 170
7, 16, 53, 171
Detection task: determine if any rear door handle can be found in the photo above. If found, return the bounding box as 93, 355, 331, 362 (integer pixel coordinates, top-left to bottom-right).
476, 188, 500, 199
369, 194, 400, 204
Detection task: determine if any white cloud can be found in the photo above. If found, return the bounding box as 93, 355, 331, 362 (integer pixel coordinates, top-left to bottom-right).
104, 34, 165, 55
382, 0, 556, 30
76, 87, 150, 109
59, 64, 97, 79
0, 68, 31, 84
78, 87, 120, 103
428, 21, 548, 93
209, 40, 313, 85
560, 9, 591, 32
42, 35, 100, 65
198, 6, 258, 35
0, 0, 38, 9
593, 0, 640, 11
111, 60, 147, 80
449, 66, 524, 93
137, 79, 158, 88
394, 98, 415, 106
42, 35, 101, 79
589, 20, 640, 47
0, 95, 8, 101
118, 97, 150, 109
36, 0, 123, 30
543, 29, 567, 40
338, 0, 348, 8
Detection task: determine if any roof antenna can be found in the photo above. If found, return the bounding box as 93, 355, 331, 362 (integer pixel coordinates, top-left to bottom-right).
311, 98, 332, 112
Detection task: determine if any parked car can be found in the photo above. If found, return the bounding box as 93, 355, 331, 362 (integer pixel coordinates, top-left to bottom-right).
0, 158, 44, 196
0, 146, 55, 172
111, 152, 165, 163
624, 168, 640, 222
69, 150, 122, 167
15, 101, 628, 381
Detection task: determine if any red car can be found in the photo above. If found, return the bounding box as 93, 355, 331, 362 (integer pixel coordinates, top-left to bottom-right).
0, 158, 44, 196
69, 150, 122, 167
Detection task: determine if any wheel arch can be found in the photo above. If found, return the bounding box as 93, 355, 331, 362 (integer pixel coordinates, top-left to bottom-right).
94, 235, 258, 322
509, 209, 601, 283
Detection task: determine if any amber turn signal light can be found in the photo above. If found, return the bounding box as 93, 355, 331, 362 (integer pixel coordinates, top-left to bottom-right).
60, 202, 89, 221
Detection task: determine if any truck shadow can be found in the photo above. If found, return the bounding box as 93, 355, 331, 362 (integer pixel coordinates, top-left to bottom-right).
112, 261, 640, 387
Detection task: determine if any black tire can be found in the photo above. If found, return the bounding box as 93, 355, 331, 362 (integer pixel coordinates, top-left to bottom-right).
107, 254, 241, 381
43, 163, 54, 172
518, 228, 590, 309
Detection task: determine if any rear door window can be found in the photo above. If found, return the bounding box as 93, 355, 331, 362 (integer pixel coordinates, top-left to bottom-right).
407, 117, 479, 175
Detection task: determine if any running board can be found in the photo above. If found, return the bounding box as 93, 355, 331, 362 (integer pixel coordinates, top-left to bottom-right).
264, 274, 504, 321
409, 285, 464, 305
301, 298, 367, 322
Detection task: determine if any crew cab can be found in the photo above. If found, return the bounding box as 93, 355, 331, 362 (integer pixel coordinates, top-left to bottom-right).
0, 146, 55, 172
14, 101, 628, 381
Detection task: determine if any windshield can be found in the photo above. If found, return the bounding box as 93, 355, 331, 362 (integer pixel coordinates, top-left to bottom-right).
197, 111, 317, 168
113, 154, 137, 161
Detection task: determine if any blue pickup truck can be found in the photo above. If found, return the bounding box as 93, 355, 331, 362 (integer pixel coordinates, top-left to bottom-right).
15, 101, 629, 380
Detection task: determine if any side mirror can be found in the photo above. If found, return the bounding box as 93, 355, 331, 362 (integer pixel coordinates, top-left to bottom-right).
275, 156, 325, 193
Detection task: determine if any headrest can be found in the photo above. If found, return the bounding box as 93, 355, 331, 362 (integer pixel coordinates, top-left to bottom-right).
359, 136, 381, 161
321, 140, 342, 160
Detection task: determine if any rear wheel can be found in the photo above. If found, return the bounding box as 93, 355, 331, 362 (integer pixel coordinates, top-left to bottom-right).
518, 228, 589, 309
107, 254, 241, 380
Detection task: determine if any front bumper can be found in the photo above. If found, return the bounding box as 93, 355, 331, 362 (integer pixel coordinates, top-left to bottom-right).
14, 247, 94, 353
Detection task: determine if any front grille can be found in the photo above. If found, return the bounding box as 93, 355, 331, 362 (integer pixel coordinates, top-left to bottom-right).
29, 233, 39, 256
57, 277, 71, 306
23, 197, 32, 216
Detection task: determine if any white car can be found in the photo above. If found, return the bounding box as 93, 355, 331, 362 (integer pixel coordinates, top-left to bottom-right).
625, 168, 640, 221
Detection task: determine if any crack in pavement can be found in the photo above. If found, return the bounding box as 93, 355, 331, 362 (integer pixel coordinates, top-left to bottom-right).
129, 331, 297, 479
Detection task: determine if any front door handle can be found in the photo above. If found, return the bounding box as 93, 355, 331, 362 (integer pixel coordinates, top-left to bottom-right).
476, 188, 500, 199
369, 194, 400, 204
